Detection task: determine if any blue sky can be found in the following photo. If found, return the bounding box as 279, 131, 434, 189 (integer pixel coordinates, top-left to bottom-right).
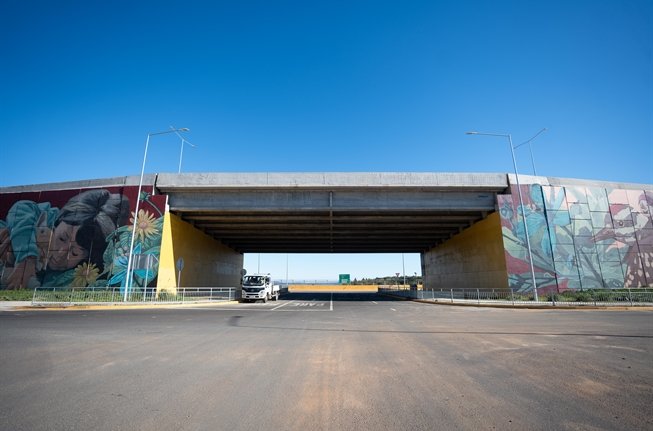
1, 1, 651, 279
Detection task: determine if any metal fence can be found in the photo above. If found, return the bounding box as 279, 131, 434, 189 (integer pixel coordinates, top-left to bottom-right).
378, 287, 653, 307
32, 287, 237, 306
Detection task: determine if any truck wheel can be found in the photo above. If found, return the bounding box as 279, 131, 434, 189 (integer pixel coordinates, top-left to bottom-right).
263, 295, 268, 303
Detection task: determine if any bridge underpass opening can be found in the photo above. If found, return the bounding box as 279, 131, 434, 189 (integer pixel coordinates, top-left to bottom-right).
166, 206, 501, 290
158, 173, 509, 290
242, 253, 423, 290
165, 206, 507, 292
172, 208, 493, 254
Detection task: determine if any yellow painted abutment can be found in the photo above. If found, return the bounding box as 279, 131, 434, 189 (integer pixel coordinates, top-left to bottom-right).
158, 212, 243, 293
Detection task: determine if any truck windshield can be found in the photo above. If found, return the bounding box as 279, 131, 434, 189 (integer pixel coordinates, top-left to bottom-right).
243, 276, 264, 286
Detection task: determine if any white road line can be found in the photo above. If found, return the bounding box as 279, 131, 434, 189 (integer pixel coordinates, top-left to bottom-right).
330, 292, 333, 311
166, 307, 271, 311
372, 301, 378, 304
271, 300, 295, 311
390, 308, 396, 311
274, 309, 332, 312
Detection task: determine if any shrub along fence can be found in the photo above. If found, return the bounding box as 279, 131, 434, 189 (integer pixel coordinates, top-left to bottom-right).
378, 287, 653, 307
31, 287, 237, 306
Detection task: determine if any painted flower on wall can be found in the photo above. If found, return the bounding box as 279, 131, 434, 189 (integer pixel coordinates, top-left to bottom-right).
105, 243, 132, 288
103, 210, 163, 290
71, 262, 100, 288
129, 209, 159, 242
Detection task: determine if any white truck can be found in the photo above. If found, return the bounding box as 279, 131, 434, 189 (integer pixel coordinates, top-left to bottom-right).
241, 273, 280, 303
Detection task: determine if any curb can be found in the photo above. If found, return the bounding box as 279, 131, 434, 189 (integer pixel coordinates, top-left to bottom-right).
380, 294, 653, 311
11, 300, 240, 312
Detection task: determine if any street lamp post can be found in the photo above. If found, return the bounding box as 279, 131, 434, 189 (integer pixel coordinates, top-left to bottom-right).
514, 128, 547, 176
170, 125, 197, 173
124, 127, 190, 301
466, 130, 539, 301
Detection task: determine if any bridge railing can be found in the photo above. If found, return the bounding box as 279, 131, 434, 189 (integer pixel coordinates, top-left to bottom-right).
32, 287, 237, 306
378, 287, 653, 306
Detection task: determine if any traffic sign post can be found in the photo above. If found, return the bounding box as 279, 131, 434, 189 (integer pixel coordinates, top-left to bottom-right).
176, 257, 185, 288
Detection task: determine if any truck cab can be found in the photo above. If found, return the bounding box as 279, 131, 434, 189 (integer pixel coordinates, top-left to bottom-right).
241, 274, 280, 303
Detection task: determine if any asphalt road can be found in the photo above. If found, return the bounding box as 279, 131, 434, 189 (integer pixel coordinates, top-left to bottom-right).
1, 292, 652, 431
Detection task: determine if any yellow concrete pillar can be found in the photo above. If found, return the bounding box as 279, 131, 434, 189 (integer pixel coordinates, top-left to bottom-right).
157, 211, 243, 294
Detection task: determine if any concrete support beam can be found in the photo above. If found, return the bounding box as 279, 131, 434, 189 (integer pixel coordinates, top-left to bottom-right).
156, 172, 509, 191
167, 190, 497, 212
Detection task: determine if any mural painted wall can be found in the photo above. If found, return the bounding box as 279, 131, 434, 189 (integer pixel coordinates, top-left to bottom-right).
0, 186, 166, 290
498, 184, 653, 292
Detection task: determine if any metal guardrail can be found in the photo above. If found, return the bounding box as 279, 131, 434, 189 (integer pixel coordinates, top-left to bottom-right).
378, 287, 653, 307
32, 287, 237, 306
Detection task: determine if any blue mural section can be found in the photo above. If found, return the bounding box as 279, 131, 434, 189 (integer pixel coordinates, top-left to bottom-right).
499, 184, 653, 292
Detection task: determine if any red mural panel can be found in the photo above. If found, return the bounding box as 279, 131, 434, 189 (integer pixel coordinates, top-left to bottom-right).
0, 185, 166, 290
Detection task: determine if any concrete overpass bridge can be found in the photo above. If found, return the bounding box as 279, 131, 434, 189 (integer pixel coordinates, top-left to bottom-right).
156, 172, 507, 253
1, 172, 651, 293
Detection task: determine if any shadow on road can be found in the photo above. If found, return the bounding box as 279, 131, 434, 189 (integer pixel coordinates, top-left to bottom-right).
282, 291, 402, 302
227, 316, 652, 339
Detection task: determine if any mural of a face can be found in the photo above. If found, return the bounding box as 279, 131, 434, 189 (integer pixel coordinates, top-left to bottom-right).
0, 186, 168, 289
47, 222, 89, 270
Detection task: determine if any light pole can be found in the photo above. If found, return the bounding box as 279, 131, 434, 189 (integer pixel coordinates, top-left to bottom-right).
466, 130, 539, 301
170, 125, 197, 173
514, 128, 547, 176
124, 127, 190, 301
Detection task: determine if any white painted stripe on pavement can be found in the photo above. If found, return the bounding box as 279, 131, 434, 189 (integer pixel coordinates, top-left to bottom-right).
271, 300, 295, 311
166, 307, 271, 311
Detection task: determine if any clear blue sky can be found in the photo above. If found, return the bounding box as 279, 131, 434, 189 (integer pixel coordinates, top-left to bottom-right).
1, 1, 651, 280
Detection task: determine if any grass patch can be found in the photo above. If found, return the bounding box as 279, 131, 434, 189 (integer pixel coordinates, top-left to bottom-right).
547, 289, 651, 303
0, 289, 34, 301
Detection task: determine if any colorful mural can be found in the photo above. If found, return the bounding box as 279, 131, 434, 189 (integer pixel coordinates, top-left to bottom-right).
0, 186, 166, 290
499, 184, 653, 292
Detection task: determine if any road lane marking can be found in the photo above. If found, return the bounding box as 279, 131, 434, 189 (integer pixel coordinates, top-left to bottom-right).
271, 300, 295, 311
330, 292, 333, 311
274, 309, 332, 312
372, 301, 378, 304
166, 307, 271, 311
390, 308, 396, 311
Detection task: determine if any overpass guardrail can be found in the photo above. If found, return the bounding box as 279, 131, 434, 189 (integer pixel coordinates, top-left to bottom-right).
378, 287, 653, 307
31, 287, 237, 306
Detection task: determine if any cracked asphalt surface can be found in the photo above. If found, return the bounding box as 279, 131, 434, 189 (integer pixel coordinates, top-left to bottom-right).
1, 292, 652, 430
